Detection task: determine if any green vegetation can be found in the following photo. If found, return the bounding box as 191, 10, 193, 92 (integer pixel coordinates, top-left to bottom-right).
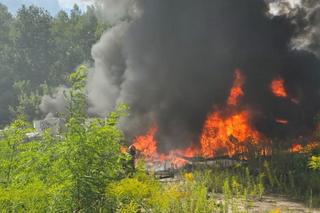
309, 155, 320, 171
0, 67, 127, 211
0, 66, 319, 212
0, 2, 319, 212
0, 3, 106, 125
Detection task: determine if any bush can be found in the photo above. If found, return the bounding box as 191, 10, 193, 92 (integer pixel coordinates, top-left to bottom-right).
0, 67, 127, 211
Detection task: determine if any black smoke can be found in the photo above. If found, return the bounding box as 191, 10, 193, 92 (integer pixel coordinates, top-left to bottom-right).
87, 0, 320, 151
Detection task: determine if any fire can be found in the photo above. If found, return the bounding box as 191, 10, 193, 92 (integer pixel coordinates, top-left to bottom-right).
271, 77, 287, 98
289, 142, 319, 153
290, 143, 302, 153
131, 69, 262, 165
227, 69, 244, 106
200, 69, 260, 157
129, 70, 318, 167
200, 110, 260, 157
172, 145, 199, 158
132, 126, 158, 158
132, 126, 199, 167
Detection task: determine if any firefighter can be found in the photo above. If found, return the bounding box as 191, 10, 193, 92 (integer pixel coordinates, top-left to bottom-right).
128, 145, 136, 174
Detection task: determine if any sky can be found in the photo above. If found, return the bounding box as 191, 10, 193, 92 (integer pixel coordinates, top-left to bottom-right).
0, 0, 93, 15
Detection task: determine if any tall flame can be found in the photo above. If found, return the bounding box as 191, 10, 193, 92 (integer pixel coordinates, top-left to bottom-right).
200, 69, 260, 157
131, 69, 262, 165
271, 77, 287, 98
227, 69, 244, 106
130, 71, 319, 165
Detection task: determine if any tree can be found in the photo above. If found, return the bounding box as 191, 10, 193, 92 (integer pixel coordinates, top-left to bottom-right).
0, 66, 128, 211
0, 3, 12, 44
9, 80, 50, 121
0, 4, 107, 126
50, 5, 106, 85
0, 3, 15, 125
13, 5, 54, 86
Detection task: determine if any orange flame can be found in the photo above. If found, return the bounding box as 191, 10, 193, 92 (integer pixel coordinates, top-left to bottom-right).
132, 126, 158, 158
200, 110, 260, 157
271, 77, 287, 98
172, 145, 199, 158
200, 69, 260, 157
130, 70, 318, 165
131, 69, 262, 165
290, 143, 302, 153
132, 126, 199, 167
289, 142, 319, 153
227, 69, 244, 106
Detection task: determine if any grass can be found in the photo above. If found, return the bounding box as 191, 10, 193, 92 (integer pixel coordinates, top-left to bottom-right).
106, 149, 320, 212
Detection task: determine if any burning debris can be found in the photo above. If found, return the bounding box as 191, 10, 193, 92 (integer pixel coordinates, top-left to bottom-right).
128, 67, 317, 167
270, 77, 287, 98
130, 70, 262, 167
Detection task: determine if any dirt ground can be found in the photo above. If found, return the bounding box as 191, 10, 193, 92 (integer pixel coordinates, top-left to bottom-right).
244, 195, 319, 213
160, 177, 319, 212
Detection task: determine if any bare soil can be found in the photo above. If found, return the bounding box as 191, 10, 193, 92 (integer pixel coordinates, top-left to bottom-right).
239, 195, 319, 213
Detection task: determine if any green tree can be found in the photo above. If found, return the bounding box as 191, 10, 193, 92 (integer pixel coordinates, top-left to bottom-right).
0, 3, 12, 44
13, 5, 54, 86
0, 4, 107, 125
0, 3, 15, 125
0, 66, 127, 211
50, 5, 106, 84
9, 80, 51, 121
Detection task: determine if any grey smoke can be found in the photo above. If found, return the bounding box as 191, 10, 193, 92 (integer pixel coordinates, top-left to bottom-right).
40, 86, 67, 117
87, 0, 320, 152
42, 0, 320, 151
87, 23, 128, 117
268, 0, 320, 57
93, 0, 138, 24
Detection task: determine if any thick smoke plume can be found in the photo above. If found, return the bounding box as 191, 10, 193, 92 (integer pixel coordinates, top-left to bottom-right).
45, 0, 320, 151
268, 0, 320, 57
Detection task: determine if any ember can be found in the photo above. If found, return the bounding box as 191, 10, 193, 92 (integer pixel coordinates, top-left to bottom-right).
290, 143, 302, 153
276, 119, 289, 125
271, 77, 287, 98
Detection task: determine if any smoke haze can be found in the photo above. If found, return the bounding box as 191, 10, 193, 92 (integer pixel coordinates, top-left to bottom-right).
48, 0, 320, 151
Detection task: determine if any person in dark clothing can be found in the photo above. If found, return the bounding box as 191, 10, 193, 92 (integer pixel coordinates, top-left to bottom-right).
128, 145, 137, 174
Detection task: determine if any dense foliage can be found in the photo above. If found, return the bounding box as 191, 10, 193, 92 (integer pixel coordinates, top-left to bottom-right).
0, 67, 127, 211
0, 68, 319, 212
0, 2, 319, 213
0, 3, 106, 125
